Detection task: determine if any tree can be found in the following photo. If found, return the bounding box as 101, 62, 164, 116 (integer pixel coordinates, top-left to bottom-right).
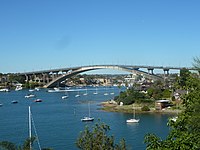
76, 120, 126, 150
0, 137, 52, 150
144, 58, 200, 149
193, 56, 200, 74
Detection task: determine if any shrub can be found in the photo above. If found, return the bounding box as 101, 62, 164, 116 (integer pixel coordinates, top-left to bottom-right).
141, 106, 150, 111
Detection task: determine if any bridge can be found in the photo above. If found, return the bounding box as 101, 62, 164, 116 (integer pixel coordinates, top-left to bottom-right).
17, 65, 197, 88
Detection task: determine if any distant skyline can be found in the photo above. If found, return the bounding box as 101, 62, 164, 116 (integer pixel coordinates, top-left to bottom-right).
0, 0, 199, 73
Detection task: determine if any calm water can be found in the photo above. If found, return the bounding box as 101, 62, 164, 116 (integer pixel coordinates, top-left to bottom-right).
0, 87, 171, 150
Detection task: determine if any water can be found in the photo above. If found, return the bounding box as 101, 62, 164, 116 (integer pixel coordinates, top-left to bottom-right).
0, 87, 170, 150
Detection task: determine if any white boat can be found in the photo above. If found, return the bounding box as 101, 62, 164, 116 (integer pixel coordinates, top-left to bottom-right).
0, 103, 3, 107
62, 87, 69, 99
62, 95, 68, 99
75, 94, 80, 97
47, 87, 65, 93
93, 87, 98, 95
81, 101, 94, 122
25, 94, 35, 98
81, 116, 94, 122
35, 87, 40, 91
15, 86, 22, 91
83, 88, 88, 96
0, 88, 10, 92
29, 89, 35, 92
75, 90, 80, 97
126, 108, 139, 123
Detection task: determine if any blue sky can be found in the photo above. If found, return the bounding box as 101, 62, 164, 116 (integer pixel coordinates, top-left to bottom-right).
0, 0, 200, 73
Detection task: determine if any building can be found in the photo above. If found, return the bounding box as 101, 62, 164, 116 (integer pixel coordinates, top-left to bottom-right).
155, 100, 171, 110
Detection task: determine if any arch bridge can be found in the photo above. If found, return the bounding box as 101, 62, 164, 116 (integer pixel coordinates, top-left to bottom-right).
18, 65, 196, 88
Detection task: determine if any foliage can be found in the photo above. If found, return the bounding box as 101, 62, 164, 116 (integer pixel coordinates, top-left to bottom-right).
8, 74, 26, 84
144, 67, 200, 149
76, 120, 126, 150
115, 88, 149, 105
177, 68, 191, 89
0, 137, 52, 150
193, 56, 200, 73
141, 106, 150, 111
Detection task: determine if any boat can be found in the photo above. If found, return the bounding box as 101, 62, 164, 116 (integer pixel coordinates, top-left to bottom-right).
25, 94, 35, 98
126, 107, 139, 123
93, 87, 98, 95
47, 87, 64, 93
104, 92, 108, 96
61, 95, 68, 99
15, 86, 22, 91
110, 92, 114, 95
11, 100, 18, 104
0, 88, 10, 92
62, 87, 69, 99
35, 87, 40, 91
75, 90, 80, 97
0, 103, 3, 107
81, 101, 94, 122
83, 88, 88, 96
75, 94, 80, 97
34, 99, 42, 102
29, 89, 35, 92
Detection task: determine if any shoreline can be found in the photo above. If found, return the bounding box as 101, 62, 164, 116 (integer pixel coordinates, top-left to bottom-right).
100, 101, 182, 114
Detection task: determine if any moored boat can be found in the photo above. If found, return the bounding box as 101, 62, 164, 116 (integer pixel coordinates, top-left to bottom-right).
25, 94, 35, 98
11, 100, 18, 104
34, 99, 42, 102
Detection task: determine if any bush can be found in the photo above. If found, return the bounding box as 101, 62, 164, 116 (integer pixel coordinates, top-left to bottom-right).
141, 106, 150, 111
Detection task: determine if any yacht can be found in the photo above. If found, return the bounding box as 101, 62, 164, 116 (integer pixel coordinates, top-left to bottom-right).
126, 108, 139, 123
81, 101, 94, 122
15, 86, 22, 91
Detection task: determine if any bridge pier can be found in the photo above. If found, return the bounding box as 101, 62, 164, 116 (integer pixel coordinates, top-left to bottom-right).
148, 68, 154, 74
163, 68, 169, 78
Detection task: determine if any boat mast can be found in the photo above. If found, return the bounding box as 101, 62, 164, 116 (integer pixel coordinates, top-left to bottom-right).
88, 101, 90, 117
29, 106, 32, 150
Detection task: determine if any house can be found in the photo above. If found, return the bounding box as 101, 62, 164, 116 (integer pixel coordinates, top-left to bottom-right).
155, 100, 171, 110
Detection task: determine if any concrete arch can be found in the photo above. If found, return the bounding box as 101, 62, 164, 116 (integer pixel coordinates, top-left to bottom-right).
45, 65, 163, 88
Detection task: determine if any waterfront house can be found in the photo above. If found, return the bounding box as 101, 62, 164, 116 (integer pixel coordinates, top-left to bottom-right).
155, 100, 171, 110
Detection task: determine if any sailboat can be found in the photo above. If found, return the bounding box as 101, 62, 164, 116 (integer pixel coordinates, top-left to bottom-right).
104, 86, 108, 96
81, 101, 94, 122
126, 107, 139, 123
75, 90, 80, 97
93, 87, 98, 95
28, 106, 42, 150
62, 87, 69, 99
83, 88, 88, 96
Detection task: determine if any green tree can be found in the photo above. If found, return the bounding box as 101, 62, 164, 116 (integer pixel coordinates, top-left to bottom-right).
0, 137, 52, 150
144, 58, 200, 149
76, 120, 126, 150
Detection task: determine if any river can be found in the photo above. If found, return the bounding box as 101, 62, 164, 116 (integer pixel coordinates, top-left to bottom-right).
0, 87, 171, 150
